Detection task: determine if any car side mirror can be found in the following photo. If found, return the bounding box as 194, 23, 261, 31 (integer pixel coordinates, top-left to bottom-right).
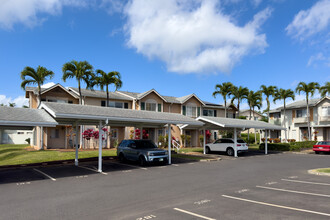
130, 144, 136, 149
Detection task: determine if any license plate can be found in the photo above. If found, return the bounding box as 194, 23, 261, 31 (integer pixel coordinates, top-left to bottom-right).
319, 147, 323, 149
159, 158, 163, 161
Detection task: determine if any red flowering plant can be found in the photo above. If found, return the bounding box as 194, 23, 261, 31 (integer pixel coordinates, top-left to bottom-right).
82, 129, 94, 140
134, 129, 149, 139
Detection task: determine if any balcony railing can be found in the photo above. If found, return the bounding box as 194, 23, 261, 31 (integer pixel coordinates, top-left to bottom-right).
319, 116, 330, 122
294, 117, 308, 123
269, 118, 281, 125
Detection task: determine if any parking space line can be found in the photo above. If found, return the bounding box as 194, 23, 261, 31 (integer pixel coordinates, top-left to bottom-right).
173, 208, 216, 220
33, 168, 56, 181
222, 195, 330, 217
256, 185, 330, 198
106, 161, 148, 170
78, 166, 108, 175
282, 179, 330, 186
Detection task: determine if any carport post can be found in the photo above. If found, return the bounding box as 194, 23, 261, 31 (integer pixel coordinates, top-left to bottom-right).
140, 126, 143, 139
265, 130, 268, 155
75, 123, 79, 166
40, 126, 43, 150
234, 128, 238, 158
203, 129, 206, 154
98, 121, 103, 173
168, 124, 171, 165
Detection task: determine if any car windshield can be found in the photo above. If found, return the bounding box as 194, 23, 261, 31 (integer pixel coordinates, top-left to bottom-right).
133, 141, 158, 149
237, 139, 246, 143
317, 141, 330, 145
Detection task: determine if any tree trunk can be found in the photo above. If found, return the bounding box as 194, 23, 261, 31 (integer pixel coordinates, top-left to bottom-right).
267, 97, 270, 123
78, 81, 82, 105
248, 106, 252, 142
237, 101, 240, 118
106, 86, 109, 107
38, 84, 41, 107
306, 96, 311, 141
284, 100, 287, 142
224, 99, 227, 118
253, 108, 257, 144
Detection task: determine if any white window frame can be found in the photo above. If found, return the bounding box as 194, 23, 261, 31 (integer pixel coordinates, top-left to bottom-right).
296, 109, 307, 118
321, 106, 330, 116
145, 99, 157, 112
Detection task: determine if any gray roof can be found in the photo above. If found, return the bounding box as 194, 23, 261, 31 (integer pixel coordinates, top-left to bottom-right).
69, 87, 133, 101
40, 102, 203, 127
118, 91, 140, 99
203, 101, 225, 109
26, 84, 79, 98
197, 116, 285, 130
269, 97, 327, 113
0, 107, 57, 127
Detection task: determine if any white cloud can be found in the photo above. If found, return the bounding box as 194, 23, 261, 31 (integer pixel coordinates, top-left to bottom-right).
252, 0, 262, 7
0, 0, 88, 29
307, 52, 330, 67
0, 95, 28, 107
124, 0, 272, 74
286, 0, 330, 40
41, 82, 56, 88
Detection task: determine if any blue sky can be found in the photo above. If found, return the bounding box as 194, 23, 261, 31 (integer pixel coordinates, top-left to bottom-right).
0, 0, 329, 111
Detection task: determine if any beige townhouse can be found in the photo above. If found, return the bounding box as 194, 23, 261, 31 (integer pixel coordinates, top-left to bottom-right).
25, 83, 236, 149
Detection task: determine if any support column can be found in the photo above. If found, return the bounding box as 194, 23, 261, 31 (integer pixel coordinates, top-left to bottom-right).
40, 126, 43, 150
98, 121, 103, 173
203, 129, 206, 154
75, 123, 79, 166
265, 130, 268, 155
168, 124, 171, 165
140, 126, 143, 139
65, 126, 68, 149
234, 128, 238, 158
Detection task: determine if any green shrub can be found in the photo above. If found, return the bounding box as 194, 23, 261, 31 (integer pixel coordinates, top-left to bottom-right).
289, 141, 317, 149
25, 138, 31, 144
259, 143, 290, 151
241, 133, 260, 144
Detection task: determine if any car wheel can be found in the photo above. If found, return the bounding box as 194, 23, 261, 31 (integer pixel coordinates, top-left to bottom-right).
315, 151, 320, 154
119, 153, 126, 162
139, 156, 147, 166
226, 147, 234, 156
205, 146, 211, 154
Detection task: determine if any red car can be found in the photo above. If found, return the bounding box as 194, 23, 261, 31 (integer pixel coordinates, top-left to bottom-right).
313, 141, 330, 154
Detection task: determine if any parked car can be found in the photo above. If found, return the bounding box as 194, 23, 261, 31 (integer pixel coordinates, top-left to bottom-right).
117, 139, 168, 166
205, 138, 248, 156
313, 141, 330, 154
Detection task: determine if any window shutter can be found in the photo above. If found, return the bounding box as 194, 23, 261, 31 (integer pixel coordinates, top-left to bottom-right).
214, 110, 217, 117
158, 104, 161, 112
141, 102, 145, 110
197, 107, 200, 116
203, 110, 207, 116
101, 101, 106, 107
182, 106, 186, 115
124, 103, 128, 109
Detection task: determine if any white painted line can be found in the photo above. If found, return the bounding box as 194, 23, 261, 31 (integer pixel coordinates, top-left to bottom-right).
122, 170, 132, 173
256, 185, 330, 198
108, 161, 148, 170
173, 208, 216, 220
222, 195, 330, 217
188, 163, 195, 165
282, 179, 330, 186
78, 166, 108, 175
173, 164, 179, 167
33, 168, 56, 181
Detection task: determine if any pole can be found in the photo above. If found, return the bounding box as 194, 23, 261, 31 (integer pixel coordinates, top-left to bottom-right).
40, 126, 43, 150
75, 123, 79, 166
203, 129, 206, 154
234, 128, 238, 158
265, 130, 268, 155
168, 124, 171, 165
98, 121, 103, 172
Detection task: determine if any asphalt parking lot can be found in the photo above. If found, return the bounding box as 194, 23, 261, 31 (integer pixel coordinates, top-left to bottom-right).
0, 152, 329, 220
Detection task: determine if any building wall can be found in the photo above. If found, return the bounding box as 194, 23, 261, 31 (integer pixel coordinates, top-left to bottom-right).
0, 130, 33, 145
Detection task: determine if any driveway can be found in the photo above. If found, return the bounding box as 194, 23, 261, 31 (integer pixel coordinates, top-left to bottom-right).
0, 153, 329, 219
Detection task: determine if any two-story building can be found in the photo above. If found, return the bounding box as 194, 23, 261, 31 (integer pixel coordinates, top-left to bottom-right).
25, 83, 236, 149
269, 96, 330, 141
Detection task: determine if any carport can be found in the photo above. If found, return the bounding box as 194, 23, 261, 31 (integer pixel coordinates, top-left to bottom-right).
0, 106, 58, 146
196, 116, 286, 157
39, 102, 203, 172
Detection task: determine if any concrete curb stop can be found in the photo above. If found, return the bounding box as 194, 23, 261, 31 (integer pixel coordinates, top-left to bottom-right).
308, 168, 330, 177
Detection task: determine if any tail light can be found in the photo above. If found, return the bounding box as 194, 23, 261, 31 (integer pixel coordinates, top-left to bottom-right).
237, 144, 241, 146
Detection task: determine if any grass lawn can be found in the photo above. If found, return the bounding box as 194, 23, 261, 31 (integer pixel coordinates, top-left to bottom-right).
316, 168, 330, 173
0, 144, 117, 166
171, 154, 206, 161
176, 147, 203, 154
248, 144, 259, 150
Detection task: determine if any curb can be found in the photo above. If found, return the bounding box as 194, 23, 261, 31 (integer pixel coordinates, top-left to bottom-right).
308, 168, 330, 177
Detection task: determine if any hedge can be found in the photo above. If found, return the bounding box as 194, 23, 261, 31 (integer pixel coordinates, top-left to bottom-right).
259, 141, 317, 151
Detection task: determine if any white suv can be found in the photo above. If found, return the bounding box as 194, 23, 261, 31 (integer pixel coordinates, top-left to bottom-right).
205, 138, 248, 156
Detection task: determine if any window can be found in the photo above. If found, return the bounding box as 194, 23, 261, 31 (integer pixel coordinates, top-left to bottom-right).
203, 109, 216, 117
124, 103, 129, 109
146, 102, 156, 111
51, 129, 59, 139
17, 132, 24, 135
296, 109, 307, 118
110, 129, 118, 139
322, 107, 330, 116
102, 101, 128, 109
186, 106, 197, 117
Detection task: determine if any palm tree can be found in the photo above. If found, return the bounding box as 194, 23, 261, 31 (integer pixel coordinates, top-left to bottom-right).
247, 91, 262, 143
62, 60, 94, 104
273, 88, 295, 142
212, 82, 234, 118
319, 82, 330, 97
230, 86, 249, 118
260, 85, 277, 123
295, 82, 320, 140
21, 66, 54, 106
94, 70, 123, 107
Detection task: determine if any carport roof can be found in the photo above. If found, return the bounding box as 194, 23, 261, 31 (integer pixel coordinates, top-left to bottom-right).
196, 116, 286, 130
40, 102, 204, 127
0, 106, 58, 127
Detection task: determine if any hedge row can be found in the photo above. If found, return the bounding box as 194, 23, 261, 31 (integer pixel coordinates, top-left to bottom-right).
259, 141, 317, 151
